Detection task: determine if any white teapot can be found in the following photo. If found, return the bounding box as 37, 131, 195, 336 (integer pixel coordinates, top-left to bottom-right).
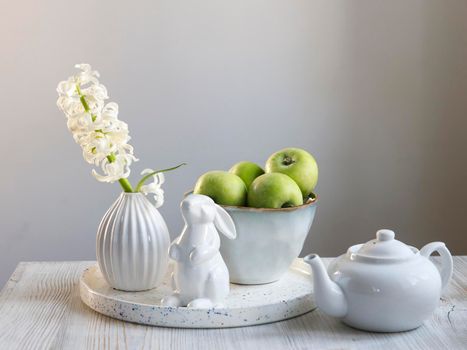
304, 229, 453, 332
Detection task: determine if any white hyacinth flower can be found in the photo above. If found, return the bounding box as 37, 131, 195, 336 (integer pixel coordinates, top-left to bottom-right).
56, 64, 137, 185
57, 63, 183, 202
92, 152, 137, 183
139, 169, 165, 208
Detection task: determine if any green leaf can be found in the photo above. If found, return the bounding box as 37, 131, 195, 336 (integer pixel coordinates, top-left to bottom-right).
135, 163, 187, 193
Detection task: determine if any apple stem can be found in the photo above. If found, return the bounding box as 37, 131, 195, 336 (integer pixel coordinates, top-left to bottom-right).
282, 155, 295, 166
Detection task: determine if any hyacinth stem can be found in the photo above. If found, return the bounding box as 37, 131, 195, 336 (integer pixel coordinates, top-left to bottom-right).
77, 85, 134, 193
135, 163, 187, 193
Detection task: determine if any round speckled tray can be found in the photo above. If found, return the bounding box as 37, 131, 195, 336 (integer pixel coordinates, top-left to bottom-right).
79, 258, 315, 328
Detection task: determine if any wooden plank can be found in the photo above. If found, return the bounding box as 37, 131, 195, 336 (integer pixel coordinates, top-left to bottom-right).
0, 258, 466, 350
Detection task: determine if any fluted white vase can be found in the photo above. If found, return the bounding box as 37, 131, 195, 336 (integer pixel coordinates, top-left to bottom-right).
96, 192, 170, 291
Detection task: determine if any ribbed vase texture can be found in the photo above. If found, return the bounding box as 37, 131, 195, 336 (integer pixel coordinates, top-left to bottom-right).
96, 193, 170, 291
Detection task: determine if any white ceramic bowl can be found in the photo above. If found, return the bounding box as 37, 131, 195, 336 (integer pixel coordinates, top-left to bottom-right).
220, 198, 317, 284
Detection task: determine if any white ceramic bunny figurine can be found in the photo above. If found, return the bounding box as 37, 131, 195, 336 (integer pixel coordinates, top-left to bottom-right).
161, 194, 236, 308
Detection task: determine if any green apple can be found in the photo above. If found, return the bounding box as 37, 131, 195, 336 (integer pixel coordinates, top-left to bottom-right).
229, 161, 265, 188
247, 173, 303, 208
265, 147, 318, 197
193, 171, 247, 206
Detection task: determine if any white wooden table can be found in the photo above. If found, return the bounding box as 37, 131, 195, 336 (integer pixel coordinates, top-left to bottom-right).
0, 257, 466, 350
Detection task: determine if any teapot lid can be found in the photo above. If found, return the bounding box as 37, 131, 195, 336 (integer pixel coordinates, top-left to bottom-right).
349, 229, 416, 261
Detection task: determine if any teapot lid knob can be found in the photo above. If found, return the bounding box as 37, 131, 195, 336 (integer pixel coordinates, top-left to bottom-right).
376, 229, 395, 241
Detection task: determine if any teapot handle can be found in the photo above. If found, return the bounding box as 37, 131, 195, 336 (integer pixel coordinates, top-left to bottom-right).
420, 242, 453, 292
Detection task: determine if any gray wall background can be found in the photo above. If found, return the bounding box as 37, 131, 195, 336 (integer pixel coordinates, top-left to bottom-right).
1, 0, 467, 286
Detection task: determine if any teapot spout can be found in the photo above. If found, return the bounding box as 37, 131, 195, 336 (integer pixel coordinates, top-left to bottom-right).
304, 254, 348, 318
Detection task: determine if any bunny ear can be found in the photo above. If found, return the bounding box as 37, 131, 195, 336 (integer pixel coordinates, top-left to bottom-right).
213, 204, 236, 240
